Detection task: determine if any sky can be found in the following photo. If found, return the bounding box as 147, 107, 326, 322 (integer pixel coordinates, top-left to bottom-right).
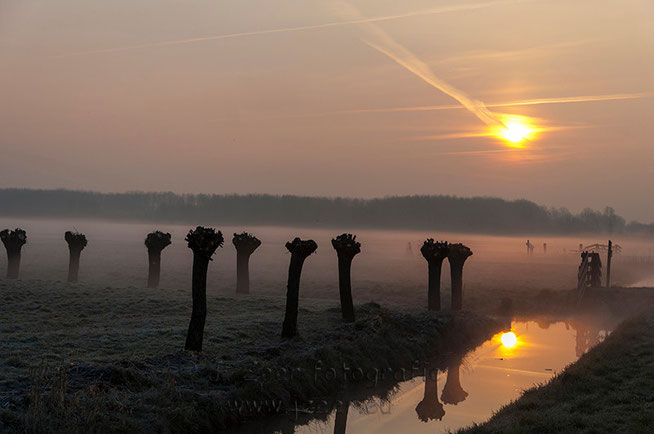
1, 0, 653, 221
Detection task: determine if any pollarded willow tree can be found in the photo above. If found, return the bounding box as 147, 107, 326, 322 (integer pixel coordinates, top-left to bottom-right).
232, 232, 261, 294
448, 243, 473, 310
441, 357, 468, 405
281, 237, 318, 338
64, 231, 87, 283
331, 233, 360, 323
420, 239, 450, 311
184, 226, 223, 352
1, 228, 27, 279
145, 231, 172, 288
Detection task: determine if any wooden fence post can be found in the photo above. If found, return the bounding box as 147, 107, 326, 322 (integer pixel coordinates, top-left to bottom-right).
606, 240, 612, 288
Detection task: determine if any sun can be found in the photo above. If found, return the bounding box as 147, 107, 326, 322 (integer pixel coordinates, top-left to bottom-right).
501, 332, 518, 348
491, 114, 536, 147
502, 122, 531, 144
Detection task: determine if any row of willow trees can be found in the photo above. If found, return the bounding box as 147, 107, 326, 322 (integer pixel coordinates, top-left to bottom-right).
1, 226, 474, 352
0, 189, 648, 234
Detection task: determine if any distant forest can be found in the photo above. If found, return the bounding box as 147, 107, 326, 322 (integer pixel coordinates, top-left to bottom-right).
0, 188, 652, 235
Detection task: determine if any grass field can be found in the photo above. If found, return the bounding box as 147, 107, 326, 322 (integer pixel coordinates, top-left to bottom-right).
0, 279, 505, 432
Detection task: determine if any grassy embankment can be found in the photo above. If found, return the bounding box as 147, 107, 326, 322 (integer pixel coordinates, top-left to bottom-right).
0, 279, 503, 433
463, 304, 654, 433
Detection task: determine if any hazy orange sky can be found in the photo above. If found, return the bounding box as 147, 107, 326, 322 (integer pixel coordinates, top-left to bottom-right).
1, 0, 653, 220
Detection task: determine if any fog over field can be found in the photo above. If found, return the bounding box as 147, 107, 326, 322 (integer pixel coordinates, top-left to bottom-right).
1, 217, 652, 305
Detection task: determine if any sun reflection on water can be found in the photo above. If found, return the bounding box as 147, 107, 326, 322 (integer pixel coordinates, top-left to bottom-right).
501, 332, 518, 348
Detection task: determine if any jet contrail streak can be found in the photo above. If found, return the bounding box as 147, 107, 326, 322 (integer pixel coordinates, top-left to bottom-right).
55, 0, 526, 58
304, 92, 650, 117
363, 40, 503, 127
333, 0, 514, 129
493, 92, 650, 108
208, 92, 647, 123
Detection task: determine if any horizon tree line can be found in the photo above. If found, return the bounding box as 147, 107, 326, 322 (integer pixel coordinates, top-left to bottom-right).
0, 188, 644, 235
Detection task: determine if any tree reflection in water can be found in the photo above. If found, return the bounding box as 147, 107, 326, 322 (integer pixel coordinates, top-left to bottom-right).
415, 364, 445, 422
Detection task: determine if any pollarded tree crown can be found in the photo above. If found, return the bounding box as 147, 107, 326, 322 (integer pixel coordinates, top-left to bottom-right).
331, 233, 361, 257
64, 231, 88, 249
415, 392, 445, 422
285, 237, 318, 258
1, 228, 27, 250
185, 226, 224, 259
448, 243, 473, 263
421, 238, 449, 262
441, 376, 468, 405
232, 232, 262, 253
145, 231, 172, 251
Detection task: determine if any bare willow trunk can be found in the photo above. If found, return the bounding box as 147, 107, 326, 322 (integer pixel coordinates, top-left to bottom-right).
448, 244, 472, 311
1, 229, 27, 280
236, 251, 250, 293
145, 231, 171, 289
332, 234, 360, 323
421, 239, 449, 312
281, 238, 317, 338
281, 254, 307, 338
147, 249, 162, 288
427, 258, 446, 311
6, 250, 21, 279
450, 263, 464, 310
333, 401, 350, 434
184, 226, 223, 352
185, 253, 210, 351
337, 256, 355, 322
68, 249, 81, 283
65, 231, 87, 283
233, 232, 261, 295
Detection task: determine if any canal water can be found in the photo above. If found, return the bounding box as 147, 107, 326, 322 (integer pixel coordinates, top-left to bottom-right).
293, 317, 613, 434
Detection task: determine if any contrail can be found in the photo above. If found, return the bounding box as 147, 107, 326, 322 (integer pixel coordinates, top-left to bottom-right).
208, 92, 647, 123
334, 1, 512, 129
493, 92, 650, 108
363, 40, 503, 128
303, 92, 650, 117
55, 0, 526, 58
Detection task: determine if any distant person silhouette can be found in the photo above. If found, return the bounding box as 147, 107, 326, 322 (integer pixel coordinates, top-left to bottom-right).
526, 240, 534, 254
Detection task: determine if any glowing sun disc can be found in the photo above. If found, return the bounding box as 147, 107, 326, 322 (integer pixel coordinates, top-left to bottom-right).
501, 332, 517, 348
492, 114, 537, 147
502, 122, 530, 143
